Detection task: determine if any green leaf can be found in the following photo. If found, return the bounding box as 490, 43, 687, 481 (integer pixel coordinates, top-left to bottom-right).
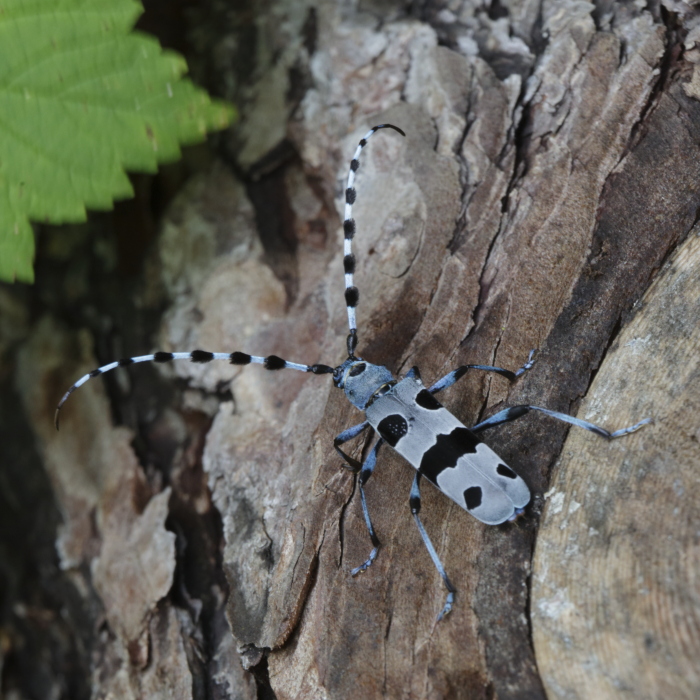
0, 0, 235, 283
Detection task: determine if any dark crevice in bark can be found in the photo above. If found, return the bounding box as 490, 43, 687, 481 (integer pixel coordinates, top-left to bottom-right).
165, 412, 235, 699
272, 532, 324, 661
501, 68, 540, 209
487, 0, 509, 21
0, 379, 93, 700
530, 0, 547, 57
447, 83, 477, 255
462, 79, 532, 346
241, 145, 301, 308
249, 652, 277, 700
613, 6, 683, 168
461, 71, 539, 347
337, 476, 356, 570
302, 6, 318, 56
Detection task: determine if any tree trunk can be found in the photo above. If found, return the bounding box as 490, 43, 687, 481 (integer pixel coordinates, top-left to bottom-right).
3, 1, 700, 699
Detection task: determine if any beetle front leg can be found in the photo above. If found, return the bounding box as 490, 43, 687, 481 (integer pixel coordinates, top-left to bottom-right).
351, 437, 385, 575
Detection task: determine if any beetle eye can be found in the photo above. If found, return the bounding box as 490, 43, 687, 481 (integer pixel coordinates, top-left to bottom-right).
349, 362, 367, 377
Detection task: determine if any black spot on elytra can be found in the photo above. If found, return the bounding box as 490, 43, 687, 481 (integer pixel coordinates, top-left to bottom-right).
377, 414, 408, 447
416, 389, 441, 411
265, 355, 287, 370
154, 352, 174, 363
349, 362, 366, 377
420, 427, 480, 482
230, 352, 251, 365
464, 486, 482, 511
497, 464, 517, 479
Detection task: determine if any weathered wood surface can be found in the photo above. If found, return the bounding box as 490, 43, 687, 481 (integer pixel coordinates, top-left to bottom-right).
532, 227, 700, 700
2, 1, 700, 698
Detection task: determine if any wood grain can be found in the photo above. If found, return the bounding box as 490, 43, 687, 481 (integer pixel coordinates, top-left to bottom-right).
532, 230, 700, 700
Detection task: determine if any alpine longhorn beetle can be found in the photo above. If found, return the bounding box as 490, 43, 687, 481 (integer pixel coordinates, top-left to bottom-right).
56, 124, 650, 620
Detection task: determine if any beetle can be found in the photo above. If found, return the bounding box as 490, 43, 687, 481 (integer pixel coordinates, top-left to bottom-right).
56, 124, 649, 619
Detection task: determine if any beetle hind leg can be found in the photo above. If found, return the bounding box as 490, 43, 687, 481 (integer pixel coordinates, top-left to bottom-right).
470, 404, 651, 438
410, 473, 456, 621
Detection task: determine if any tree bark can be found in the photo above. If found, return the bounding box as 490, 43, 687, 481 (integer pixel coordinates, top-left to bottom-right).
3, 1, 700, 699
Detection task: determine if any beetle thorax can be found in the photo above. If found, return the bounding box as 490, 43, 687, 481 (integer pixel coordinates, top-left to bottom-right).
334, 359, 395, 410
